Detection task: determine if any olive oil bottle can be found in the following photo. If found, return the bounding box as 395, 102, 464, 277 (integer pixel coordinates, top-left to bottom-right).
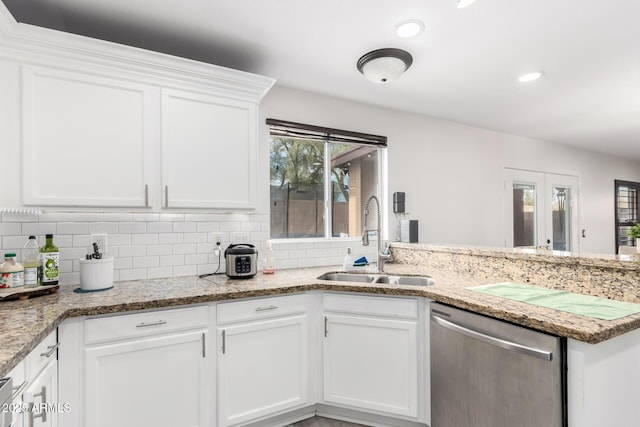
40, 234, 59, 285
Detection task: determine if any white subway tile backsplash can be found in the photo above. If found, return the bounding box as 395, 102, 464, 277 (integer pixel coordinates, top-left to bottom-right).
0, 223, 21, 235
58, 222, 89, 235
185, 254, 208, 265
196, 222, 220, 232
160, 255, 185, 266
119, 245, 147, 257
132, 213, 160, 222
173, 243, 197, 254
147, 245, 173, 256
147, 222, 173, 233
184, 233, 207, 243
22, 223, 57, 236
103, 213, 133, 222
185, 214, 209, 222
109, 234, 132, 246
148, 267, 173, 279
159, 213, 184, 222
220, 222, 241, 232
131, 234, 160, 245
119, 268, 147, 281
173, 222, 197, 233
119, 222, 147, 233
133, 256, 160, 268
159, 233, 184, 244
89, 222, 119, 234
0, 209, 355, 284
114, 257, 133, 270
174, 265, 197, 277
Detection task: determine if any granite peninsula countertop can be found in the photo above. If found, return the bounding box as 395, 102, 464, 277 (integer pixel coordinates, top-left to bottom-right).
1, 263, 640, 377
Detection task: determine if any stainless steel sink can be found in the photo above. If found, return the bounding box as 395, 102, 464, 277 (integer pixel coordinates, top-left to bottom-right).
374, 275, 435, 286
317, 272, 435, 286
316, 272, 377, 283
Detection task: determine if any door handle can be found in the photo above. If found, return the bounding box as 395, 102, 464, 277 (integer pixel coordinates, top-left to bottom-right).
431, 314, 553, 361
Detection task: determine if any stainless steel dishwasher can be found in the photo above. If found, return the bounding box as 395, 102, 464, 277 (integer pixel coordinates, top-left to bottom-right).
430, 302, 567, 427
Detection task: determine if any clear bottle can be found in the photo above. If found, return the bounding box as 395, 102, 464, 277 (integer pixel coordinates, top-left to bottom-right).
40, 234, 59, 285
262, 240, 275, 274
0, 253, 24, 288
23, 235, 40, 287
343, 247, 354, 272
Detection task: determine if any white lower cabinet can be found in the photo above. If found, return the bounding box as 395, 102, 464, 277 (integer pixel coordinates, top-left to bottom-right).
23, 360, 58, 427
59, 305, 209, 427
216, 294, 310, 426
322, 293, 421, 420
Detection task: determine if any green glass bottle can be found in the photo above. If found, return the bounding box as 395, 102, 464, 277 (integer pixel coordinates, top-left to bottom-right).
40, 234, 59, 285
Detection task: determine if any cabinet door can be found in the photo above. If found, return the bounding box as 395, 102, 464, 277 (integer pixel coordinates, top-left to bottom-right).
22, 66, 153, 207
161, 89, 257, 209
218, 315, 309, 426
84, 331, 207, 427
23, 360, 58, 427
323, 314, 418, 418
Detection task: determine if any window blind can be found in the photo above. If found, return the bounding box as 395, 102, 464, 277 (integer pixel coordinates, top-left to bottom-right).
266, 118, 387, 146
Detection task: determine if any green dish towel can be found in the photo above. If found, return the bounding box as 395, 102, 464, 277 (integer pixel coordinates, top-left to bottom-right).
467, 282, 640, 321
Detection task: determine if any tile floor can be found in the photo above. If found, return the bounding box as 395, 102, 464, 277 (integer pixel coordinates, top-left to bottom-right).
287, 416, 367, 427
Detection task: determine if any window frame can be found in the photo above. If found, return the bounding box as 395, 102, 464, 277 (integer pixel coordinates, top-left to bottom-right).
267, 119, 388, 241
614, 179, 640, 254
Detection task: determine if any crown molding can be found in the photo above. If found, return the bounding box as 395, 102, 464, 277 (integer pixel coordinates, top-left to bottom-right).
0, 3, 275, 100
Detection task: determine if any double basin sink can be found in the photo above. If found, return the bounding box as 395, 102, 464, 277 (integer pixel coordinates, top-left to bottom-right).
317, 272, 435, 287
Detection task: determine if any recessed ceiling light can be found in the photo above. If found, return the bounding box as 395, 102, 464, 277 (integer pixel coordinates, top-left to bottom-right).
396, 20, 424, 38
518, 71, 544, 83
457, 0, 478, 9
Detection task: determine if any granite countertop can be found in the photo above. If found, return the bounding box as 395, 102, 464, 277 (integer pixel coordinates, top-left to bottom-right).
2, 264, 640, 377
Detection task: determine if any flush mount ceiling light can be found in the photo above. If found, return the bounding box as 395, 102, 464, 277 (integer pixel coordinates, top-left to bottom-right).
396, 20, 425, 38
457, 0, 478, 8
357, 48, 413, 84
518, 71, 544, 83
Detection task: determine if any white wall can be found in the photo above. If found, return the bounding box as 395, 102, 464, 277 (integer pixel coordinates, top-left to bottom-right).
261, 85, 640, 254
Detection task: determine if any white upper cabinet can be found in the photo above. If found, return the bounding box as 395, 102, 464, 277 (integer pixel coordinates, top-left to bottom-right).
161, 89, 257, 209
0, 10, 274, 211
22, 66, 154, 208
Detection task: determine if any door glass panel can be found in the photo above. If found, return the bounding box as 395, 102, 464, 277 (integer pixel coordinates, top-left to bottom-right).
513, 184, 536, 247
552, 187, 571, 251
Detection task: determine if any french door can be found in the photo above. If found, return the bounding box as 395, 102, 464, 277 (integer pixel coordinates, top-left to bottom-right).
504, 168, 579, 252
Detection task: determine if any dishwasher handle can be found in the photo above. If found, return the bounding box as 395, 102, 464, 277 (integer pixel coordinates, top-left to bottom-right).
431, 314, 553, 361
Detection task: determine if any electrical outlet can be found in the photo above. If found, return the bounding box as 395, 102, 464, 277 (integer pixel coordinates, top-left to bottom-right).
91, 234, 108, 254
209, 233, 223, 245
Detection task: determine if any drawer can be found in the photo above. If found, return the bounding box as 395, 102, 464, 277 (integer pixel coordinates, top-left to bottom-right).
323, 293, 418, 319
217, 294, 308, 325
85, 305, 208, 345
26, 330, 57, 380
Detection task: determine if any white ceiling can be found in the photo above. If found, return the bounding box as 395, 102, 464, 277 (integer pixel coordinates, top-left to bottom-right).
3, 0, 640, 160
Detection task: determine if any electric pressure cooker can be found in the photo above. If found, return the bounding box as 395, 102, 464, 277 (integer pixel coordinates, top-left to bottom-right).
224, 243, 258, 278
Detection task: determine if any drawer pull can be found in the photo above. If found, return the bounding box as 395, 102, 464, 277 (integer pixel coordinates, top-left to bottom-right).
40, 342, 59, 358
255, 305, 278, 312
136, 320, 167, 328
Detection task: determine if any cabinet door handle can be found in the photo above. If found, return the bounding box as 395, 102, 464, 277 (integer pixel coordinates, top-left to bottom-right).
144, 184, 149, 207
324, 316, 328, 337
40, 342, 59, 358
255, 305, 278, 312
136, 320, 167, 328
202, 333, 206, 358
221, 330, 226, 354
165, 185, 169, 208
31, 385, 48, 424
